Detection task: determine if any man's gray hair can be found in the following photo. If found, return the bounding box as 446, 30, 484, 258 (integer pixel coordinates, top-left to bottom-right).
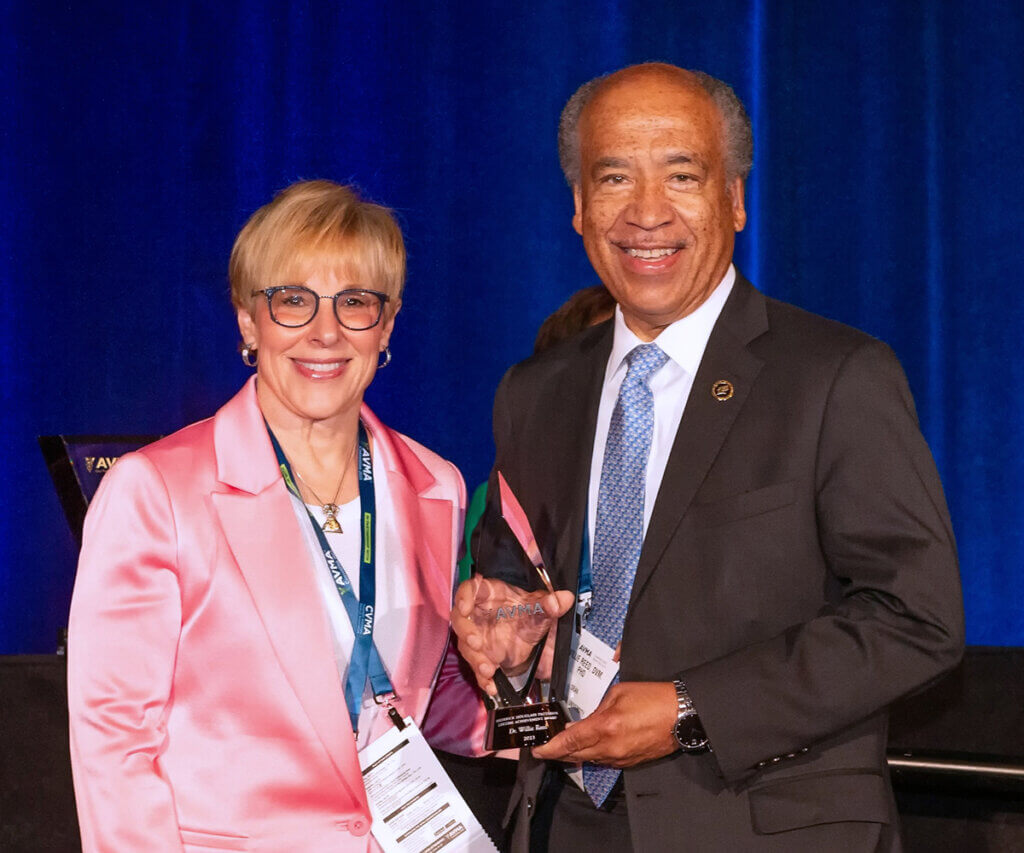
557, 64, 754, 188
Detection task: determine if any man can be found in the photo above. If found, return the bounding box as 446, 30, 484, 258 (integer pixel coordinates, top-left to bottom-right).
454, 63, 962, 852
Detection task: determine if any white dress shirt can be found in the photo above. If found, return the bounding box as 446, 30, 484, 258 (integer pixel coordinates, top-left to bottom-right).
288, 451, 409, 750
587, 266, 735, 559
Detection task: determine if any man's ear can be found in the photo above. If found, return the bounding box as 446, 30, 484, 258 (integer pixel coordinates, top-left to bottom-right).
729, 177, 747, 233
572, 184, 584, 236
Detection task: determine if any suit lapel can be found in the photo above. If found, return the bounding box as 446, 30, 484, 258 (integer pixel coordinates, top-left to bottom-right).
388, 484, 454, 719
545, 324, 612, 694
209, 379, 365, 805
551, 325, 612, 589
213, 490, 364, 800
630, 277, 769, 604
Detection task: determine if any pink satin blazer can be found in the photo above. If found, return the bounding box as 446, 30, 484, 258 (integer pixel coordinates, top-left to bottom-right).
68, 378, 486, 852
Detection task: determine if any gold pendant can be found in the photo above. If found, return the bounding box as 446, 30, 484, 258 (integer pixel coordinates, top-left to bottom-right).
322, 504, 342, 533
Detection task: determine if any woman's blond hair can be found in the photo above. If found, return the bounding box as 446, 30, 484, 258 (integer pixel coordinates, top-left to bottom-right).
229, 180, 405, 314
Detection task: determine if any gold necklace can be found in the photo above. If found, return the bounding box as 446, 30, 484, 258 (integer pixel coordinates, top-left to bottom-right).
295, 448, 355, 533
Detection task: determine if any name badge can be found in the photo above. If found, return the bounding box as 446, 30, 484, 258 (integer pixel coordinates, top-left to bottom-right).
566, 628, 619, 719
358, 719, 497, 853
564, 629, 620, 791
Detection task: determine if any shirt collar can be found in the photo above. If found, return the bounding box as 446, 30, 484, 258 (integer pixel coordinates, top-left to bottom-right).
607, 264, 736, 379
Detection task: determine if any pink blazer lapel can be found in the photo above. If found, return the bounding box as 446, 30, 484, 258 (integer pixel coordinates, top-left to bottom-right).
360, 406, 456, 723
209, 379, 366, 806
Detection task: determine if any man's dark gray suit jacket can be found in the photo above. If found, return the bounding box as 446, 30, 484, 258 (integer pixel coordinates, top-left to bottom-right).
473, 274, 964, 852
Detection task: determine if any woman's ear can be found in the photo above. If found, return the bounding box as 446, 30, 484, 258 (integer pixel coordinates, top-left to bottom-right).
379, 299, 401, 350
237, 307, 258, 347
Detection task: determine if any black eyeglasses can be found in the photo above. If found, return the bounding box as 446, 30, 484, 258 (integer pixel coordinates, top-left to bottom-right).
251, 286, 390, 330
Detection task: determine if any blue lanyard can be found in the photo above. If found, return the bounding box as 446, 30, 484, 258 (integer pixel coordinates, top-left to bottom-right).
267, 422, 396, 734
577, 508, 593, 622
563, 510, 595, 716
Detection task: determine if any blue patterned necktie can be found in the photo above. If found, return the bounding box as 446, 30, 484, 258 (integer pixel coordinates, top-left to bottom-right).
583, 343, 669, 807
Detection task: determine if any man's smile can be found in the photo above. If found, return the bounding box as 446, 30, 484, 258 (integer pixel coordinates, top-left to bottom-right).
611, 241, 687, 276
620, 246, 682, 260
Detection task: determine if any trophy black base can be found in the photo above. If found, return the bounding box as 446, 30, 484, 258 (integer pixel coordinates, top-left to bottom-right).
485, 701, 571, 751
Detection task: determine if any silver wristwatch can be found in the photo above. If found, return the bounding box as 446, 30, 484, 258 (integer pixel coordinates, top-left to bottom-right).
672, 679, 710, 753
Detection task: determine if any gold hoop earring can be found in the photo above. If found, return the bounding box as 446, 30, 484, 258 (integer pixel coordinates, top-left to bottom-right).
240, 343, 257, 368
377, 347, 392, 369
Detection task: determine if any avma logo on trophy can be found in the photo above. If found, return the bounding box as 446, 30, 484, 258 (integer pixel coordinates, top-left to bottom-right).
492, 602, 545, 622
84, 456, 121, 473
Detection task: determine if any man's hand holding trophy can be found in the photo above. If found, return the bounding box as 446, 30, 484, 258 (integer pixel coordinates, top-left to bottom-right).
453, 474, 575, 750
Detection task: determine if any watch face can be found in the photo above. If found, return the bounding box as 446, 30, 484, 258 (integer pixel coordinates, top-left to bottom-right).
674, 715, 709, 751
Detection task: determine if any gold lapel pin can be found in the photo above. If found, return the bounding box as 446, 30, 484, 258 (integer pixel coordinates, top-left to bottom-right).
711, 379, 734, 401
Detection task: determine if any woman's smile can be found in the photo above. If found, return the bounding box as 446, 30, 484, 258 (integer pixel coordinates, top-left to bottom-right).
292, 357, 349, 380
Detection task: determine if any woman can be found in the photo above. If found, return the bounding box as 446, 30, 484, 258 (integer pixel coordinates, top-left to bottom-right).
68, 180, 486, 850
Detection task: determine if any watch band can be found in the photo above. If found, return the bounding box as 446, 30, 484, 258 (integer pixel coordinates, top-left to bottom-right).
674, 679, 697, 718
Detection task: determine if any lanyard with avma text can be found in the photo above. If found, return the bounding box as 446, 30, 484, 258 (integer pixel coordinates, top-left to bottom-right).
575, 509, 593, 632
267, 421, 402, 735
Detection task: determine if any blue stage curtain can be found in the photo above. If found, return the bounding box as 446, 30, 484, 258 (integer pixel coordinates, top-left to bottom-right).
2, 0, 1022, 650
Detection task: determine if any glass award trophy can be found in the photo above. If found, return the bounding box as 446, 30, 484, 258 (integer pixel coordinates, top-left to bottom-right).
474, 473, 571, 750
